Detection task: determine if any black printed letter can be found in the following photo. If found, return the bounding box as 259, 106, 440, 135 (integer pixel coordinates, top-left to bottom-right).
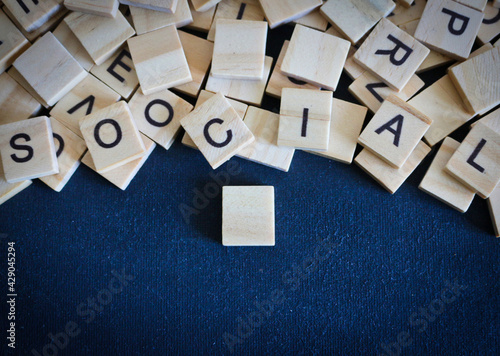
375, 35, 413, 66
10, 133, 34, 163
94, 119, 122, 149
466, 138, 486, 173
144, 99, 174, 127
375, 115, 404, 147
442, 8, 470, 36
203, 118, 232, 148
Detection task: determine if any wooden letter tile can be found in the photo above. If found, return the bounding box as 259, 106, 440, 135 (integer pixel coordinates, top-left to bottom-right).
259, 0, 321, 29
39, 118, 87, 192
191, 0, 221, 12
64, 0, 119, 18
305, 98, 368, 164
0, 156, 32, 206
477, 3, 500, 45
278, 88, 332, 150
82, 133, 155, 190
419, 137, 476, 213
12, 32, 87, 107
0, 9, 29, 74
0, 72, 41, 125
119, 0, 178, 13
358, 95, 432, 168
414, 0, 484, 60
50, 75, 121, 138
445, 122, 500, 198
79, 101, 146, 173
448, 46, 500, 115
353, 18, 429, 91
212, 19, 267, 80
128, 0, 193, 35
0, 116, 59, 183
281, 24, 350, 91
222, 186, 275, 246
320, 0, 395, 44
237, 107, 295, 172
64, 10, 135, 65
128, 25, 192, 95
355, 141, 431, 194
3, 0, 62, 32
128, 88, 193, 150
488, 186, 500, 237
180, 92, 254, 169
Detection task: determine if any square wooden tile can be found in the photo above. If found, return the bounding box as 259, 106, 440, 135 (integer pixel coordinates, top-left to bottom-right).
259, 0, 322, 29
278, 88, 332, 150
90, 44, 139, 100
206, 56, 272, 106
265, 40, 321, 99
53, 20, 94, 72
488, 185, 500, 237
0, 9, 29, 74
129, 0, 193, 35
353, 18, 430, 91
212, 19, 267, 80
448, 46, 500, 115
281, 24, 350, 91
12, 32, 87, 107
64, 0, 119, 18
237, 107, 295, 172
0, 72, 41, 125
0, 116, 59, 183
320, 0, 395, 44
222, 186, 275, 246
180, 92, 254, 169
50, 75, 121, 138
358, 95, 432, 168
82, 133, 156, 190
355, 140, 431, 194
128, 25, 191, 96
64, 10, 135, 65
120, 0, 178, 13
0, 155, 32, 207
3, 0, 62, 32
414, 0, 484, 60
305, 98, 367, 164
79, 101, 146, 173
477, 3, 500, 45
128, 88, 193, 150
39, 117, 87, 192
445, 122, 500, 198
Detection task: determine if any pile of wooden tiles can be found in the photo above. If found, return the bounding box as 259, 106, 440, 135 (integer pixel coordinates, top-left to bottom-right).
0, 0, 499, 243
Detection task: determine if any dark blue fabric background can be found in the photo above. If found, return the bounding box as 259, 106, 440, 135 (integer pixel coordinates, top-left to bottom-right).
0, 25, 498, 356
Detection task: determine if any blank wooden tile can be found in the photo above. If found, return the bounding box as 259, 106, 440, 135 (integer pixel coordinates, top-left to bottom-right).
281, 24, 350, 91
0, 72, 41, 125
278, 88, 332, 150
212, 19, 267, 80
471, 107, 500, 133
477, 3, 500, 45
205, 55, 272, 106
64, 0, 119, 18
447, 42, 493, 70
12, 32, 87, 107
173, 30, 214, 97
120, 0, 178, 13
79, 101, 146, 173
348, 71, 424, 113
353, 18, 429, 91
207, 0, 265, 42
358, 95, 432, 168
128, 26, 191, 95
0, 116, 59, 183
343, 48, 366, 81
454, 0, 487, 11
90, 44, 139, 100
50, 75, 121, 138
397, 0, 414, 9
237, 107, 295, 172
129, 0, 193, 35
419, 137, 475, 213
414, 0, 484, 60
128, 88, 193, 150
292, 4, 328, 32
0, 9, 29, 74
448, 46, 500, 115
0, 156, 32, 206
186, 1, 216, 32
181, 90, 248, 149
222, 186, 274, 246
487, 186, 500, 237
191, 0, 220, 12
53, 20, 94, 72
39, 117, 87, 192
408, 75, 476, 147
305, 98, 367, 164
355, 141, 431, 194
3, 0, 62, 32
64, 10, 135, 65
81, 133, 155, 190
320, 0, 395, 44
445, 122, 500, 198
180, 92, 254, 169
265, 40, 320, 99
387, 0, 426, 26
259, 0, 321, 29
